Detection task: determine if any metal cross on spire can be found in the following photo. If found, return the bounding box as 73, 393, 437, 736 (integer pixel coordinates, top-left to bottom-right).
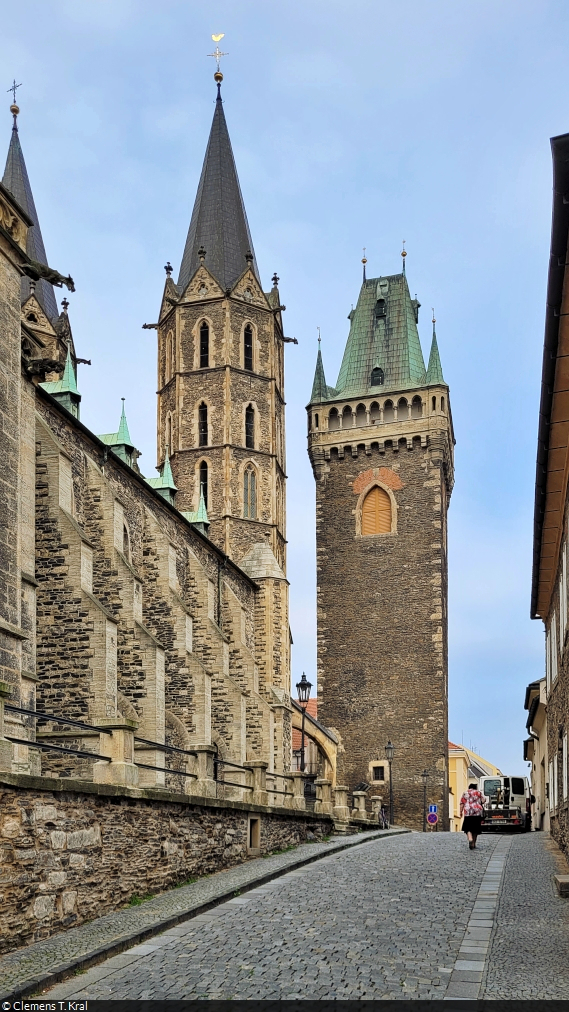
208, 34, 228, 72
7, 79, 22, 104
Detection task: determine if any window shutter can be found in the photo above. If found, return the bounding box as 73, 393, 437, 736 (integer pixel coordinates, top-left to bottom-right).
362, 486, 392, 535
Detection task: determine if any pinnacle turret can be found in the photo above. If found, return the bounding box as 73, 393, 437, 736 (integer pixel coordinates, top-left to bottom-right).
310, 343, 331, 404
2, 104, 58, 320
426, 318, 445, 385
39, 344, 81, 418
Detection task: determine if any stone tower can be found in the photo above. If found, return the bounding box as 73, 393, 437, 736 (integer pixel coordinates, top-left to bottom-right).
307, 268, 454, 829
156, 78, 287, 574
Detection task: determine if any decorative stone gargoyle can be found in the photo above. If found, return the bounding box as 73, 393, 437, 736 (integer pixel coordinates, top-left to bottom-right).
22, 258, 75, 292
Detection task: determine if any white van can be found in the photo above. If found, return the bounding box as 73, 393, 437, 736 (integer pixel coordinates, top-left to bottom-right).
479, 775, 532, 831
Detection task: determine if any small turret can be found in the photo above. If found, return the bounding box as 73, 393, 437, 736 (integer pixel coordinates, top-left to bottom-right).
39, 343, 81, 418
98, 400, 139, 468
426, 313, 445, 385
146, 446, 177, 505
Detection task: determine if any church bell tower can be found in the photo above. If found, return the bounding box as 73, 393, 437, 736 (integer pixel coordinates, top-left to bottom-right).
307, 263, 454, 830
155, 72, 287, 574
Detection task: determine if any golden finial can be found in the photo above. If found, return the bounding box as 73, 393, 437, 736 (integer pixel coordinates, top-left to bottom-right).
362, 247, 367, 281
209, 34, 228, 87
401, 240, 407, 273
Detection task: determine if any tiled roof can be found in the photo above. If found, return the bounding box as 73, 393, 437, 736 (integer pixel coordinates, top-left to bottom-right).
426, 323, 445, 384
2, 114, 58, 321
332, 273, 427, 399
177, 90, 259, 294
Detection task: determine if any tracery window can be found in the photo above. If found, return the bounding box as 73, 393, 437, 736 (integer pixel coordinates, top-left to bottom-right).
243, 466, 256, 519
198, 402, 208, 447
244, 324, 253, 372
245, 404, 255, 449
361, 485, 392, 536
199, 321, 209, 368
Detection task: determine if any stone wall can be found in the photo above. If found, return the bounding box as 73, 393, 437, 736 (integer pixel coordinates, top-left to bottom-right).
312, 435, 452, 831
0, 773, 332, 954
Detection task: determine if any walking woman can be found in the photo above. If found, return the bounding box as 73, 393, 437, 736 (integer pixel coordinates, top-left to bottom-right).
460, 783, 486, 849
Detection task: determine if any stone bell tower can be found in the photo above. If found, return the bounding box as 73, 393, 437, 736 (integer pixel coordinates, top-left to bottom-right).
307, 265, 454, 830
155, 73, 288, 575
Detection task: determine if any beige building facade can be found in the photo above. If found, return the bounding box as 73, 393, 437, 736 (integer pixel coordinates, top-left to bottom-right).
448, 742, 502, 832
524, 679, 549, 832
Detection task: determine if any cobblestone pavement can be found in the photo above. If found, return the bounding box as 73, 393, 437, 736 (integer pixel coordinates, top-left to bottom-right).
0, 829, 402, 1000
42, 833, 503, 1000
482, 832, 569, 999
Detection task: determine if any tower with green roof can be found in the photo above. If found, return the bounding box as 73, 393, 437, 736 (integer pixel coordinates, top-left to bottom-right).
307, 265, 455, 831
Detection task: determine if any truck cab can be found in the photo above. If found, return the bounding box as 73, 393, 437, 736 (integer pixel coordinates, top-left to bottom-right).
480, 776, 531, 831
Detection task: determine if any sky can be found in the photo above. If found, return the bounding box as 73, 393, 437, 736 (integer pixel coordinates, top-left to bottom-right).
5, 0, 567, 776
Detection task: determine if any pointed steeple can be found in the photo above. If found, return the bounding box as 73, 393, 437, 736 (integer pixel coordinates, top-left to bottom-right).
310, 338, 330, 404
98, 400, 138, 466
426, 313, 445, 385
177, 81, 259, 293
182, 483, 209, 534
39, 343, 81, 418
2, 103, 58, 320
146, 446, 177, 505
117, 399, 132, 445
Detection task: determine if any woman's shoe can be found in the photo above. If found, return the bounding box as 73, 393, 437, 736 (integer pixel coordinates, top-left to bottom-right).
469, 841, 474, 849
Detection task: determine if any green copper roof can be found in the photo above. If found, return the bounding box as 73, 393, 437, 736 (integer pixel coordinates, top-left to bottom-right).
333, 273, 426, 399
40, 343, 79, 397
146, 447, 177, 502
182, 485, 209, 526
310, 343, 336, 403
99, 400, 134, 450
426, 323, 445, 385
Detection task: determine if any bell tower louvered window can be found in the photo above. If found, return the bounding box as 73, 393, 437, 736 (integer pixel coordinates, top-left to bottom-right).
244, 324, 253, 371
199, 460, 208, 509
244, 466, 256, 518
371, 367, 384, 386
245, 404, 255, 449
198, 402, 208, 446
199, 321, 209, 368
361, 486, 392, 535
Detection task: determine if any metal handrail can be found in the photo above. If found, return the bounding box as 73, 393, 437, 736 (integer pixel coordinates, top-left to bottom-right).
134, 736, 197, 758
221, 779, 253, 790
5, 736, 111, 762
214, 757, 251, 772
5, 704, 113, 735
134, 760, 197, 778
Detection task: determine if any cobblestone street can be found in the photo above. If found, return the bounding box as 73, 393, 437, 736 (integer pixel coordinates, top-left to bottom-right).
40, 832, 569, 1001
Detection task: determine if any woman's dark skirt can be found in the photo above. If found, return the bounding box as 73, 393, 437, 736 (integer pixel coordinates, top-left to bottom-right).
462, 815, 482, 834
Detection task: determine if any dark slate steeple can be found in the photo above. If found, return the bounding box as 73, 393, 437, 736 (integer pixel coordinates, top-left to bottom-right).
2, 104, 58, 321
178, 80, 260, 293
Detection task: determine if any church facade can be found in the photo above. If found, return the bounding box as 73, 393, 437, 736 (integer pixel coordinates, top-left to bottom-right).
307, 268, 455, 829
0, 79, 294, 795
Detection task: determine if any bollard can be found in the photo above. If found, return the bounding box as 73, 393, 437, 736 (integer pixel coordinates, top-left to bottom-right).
93, 718, 139, 786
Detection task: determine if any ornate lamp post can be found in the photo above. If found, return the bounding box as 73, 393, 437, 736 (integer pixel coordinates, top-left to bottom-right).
422, 768, 428, 832
385, 740, 395, 825
296, 672, 312, 773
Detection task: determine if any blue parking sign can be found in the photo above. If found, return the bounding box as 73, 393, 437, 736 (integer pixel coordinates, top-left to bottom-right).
429, 804, 438, 814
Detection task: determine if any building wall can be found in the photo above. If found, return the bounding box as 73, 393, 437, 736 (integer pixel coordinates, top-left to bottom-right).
309, 392, 453, 830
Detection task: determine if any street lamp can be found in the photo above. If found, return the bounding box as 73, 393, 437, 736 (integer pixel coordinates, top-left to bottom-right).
385, 740, 395, 825
296, 672, 312, 773
422, 768, 428, 832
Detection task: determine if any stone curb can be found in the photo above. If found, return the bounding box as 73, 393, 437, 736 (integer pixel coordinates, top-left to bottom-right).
1, 827, 409, 1001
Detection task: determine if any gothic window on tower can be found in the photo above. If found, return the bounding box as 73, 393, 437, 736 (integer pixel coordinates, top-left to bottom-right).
383, 400, 394, 422
328, 408, 340, 430
398, 398, 408, 419
199, 460, 208, 509
371, 367, 384, 386
198, 402, 208, 447
199, 321, 209, 368
370, 401, 380, 423
244, 324, 253, 372
375, 299, 386, 319
243, 465, 257, 518
356, 403, 366, 426
245, 404, 255, 449
361, 485, 392, 536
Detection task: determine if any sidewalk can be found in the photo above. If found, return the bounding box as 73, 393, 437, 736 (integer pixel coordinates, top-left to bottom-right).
0, 827, 408, 1001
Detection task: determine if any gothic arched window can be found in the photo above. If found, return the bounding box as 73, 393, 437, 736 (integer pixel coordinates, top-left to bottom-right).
199, 460, 208, 509
328, 408, 340, 430
411, 395, 422, 418
199, 321, 209, 368
375, 299, 386, 319
245, 404, 255, 449
383, 399, 394, 422
244, 324, 253, 372
198, 402, 208, 447
243, 466, 256, 518
371, 367, 384, 386
362, 486, 392, 536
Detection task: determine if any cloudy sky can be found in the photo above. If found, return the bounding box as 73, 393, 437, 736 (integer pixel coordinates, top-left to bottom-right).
6, 0, 567, 774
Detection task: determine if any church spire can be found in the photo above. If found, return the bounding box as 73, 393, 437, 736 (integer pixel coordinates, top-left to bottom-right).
310, 334, 330, 403
177, 75, 259, 293
426, 311, 445, 385
2, 100, 58, 321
